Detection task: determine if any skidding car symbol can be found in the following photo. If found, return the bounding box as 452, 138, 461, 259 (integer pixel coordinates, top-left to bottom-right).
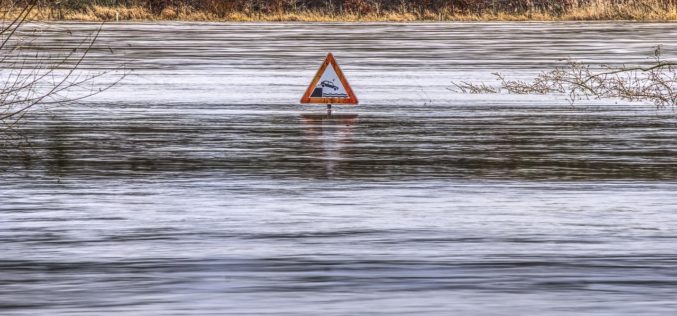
320, 80, 339, 91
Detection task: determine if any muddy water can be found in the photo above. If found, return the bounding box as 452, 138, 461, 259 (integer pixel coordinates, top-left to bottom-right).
2, 22, 677, 315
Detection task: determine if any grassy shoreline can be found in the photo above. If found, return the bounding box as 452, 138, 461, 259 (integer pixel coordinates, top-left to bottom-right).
5, 1, 677, 22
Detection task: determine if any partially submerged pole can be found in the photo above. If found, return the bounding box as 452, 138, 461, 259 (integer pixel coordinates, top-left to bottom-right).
299, 53, 359, 116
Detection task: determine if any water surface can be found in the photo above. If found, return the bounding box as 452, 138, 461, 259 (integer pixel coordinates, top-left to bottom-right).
2, 22, 677, 315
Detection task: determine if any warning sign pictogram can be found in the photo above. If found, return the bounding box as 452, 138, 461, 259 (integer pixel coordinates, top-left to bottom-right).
300, 53, 358, 105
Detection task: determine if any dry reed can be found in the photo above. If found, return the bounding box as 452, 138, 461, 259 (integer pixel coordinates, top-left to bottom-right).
3, 0, 677, 22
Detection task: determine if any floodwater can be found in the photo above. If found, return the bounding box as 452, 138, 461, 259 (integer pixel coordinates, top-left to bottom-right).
2, 22, 677, 315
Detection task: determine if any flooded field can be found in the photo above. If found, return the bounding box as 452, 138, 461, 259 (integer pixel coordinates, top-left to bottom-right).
2, 22, 677, 315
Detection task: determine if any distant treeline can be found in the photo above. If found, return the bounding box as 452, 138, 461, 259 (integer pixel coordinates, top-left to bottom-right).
22, 0, 677, 14
6, 0, 677, 21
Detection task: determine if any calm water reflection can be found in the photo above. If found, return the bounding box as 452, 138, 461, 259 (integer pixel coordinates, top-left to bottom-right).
301, 115, 358, 176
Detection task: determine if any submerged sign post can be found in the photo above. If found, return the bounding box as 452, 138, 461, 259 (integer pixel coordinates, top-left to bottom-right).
300, 53, 358, 116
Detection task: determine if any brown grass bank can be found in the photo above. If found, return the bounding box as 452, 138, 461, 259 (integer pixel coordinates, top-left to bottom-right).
3, 0, 677, 22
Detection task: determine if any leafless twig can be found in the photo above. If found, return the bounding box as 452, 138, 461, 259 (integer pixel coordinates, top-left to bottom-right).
0, 0, 126, 166
453, 46, 677, 108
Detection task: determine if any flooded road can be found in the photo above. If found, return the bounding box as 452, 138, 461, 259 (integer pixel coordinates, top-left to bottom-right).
2, 22, 677, 315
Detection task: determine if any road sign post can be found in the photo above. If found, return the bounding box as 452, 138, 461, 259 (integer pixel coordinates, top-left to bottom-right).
300, 53, 358, 111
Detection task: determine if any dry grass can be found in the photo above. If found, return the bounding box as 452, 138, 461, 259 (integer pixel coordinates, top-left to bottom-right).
4, 1, 677, 22
563, 0, 677, 20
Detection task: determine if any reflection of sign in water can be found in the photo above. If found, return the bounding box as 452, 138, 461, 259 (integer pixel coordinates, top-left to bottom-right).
301, 115, 358, 176
300, 53, 358, 105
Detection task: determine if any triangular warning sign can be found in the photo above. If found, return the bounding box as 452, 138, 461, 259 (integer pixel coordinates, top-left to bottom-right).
300, 53, 358, 105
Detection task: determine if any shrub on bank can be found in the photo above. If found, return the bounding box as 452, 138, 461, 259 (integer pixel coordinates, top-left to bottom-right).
5, 0, 677, 21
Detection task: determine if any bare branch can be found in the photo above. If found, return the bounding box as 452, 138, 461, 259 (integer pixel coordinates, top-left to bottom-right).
1, 3, 127, 160
452, 46, 677, 108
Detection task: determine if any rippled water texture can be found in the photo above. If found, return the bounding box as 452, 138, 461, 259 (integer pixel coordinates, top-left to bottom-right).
2, 22, 677, 315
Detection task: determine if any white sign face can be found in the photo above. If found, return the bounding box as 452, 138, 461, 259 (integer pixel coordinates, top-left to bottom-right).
309, 66, 349, 98
300, 53, 358, 105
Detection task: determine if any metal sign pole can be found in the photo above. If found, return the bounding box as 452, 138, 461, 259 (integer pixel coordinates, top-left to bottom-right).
327, 104, 332, 116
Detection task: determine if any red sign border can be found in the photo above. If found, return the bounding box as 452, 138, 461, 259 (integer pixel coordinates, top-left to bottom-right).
300, 53, 358, 105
